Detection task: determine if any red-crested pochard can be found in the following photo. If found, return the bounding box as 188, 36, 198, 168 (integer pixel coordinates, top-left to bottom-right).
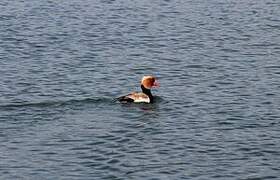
117, 76, 159, 103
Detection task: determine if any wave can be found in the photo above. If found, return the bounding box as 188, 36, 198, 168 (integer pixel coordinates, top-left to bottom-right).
0, 96, 167, 110
0, 97, 114, 109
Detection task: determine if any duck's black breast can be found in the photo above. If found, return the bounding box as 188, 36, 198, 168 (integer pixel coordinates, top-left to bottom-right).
141, 85, 153, 103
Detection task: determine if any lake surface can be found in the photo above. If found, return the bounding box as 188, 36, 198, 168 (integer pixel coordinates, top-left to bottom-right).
1, 0, 280, 179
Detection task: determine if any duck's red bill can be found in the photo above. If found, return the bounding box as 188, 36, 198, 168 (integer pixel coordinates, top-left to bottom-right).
152, 80, 160, 87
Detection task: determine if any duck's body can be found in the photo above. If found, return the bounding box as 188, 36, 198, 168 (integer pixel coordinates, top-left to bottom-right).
118, 92, 150, 103
117, 76, 159, 103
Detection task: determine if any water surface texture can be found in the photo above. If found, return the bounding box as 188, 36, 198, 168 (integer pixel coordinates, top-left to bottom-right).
1, 0, 280, 179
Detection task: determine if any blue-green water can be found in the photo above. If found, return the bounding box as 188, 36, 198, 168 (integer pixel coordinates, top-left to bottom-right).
1, 0, 280, 179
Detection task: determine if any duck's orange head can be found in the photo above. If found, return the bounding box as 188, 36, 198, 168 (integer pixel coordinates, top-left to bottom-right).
141, 76, 159, 89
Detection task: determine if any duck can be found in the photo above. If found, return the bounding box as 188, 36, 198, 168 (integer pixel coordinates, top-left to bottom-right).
117, 76, 159, 103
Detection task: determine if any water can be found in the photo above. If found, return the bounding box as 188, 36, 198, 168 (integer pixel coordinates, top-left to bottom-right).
1, 0, 280, 179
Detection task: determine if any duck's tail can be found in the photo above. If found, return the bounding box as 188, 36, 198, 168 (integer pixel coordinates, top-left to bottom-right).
116, 95, 134, 103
